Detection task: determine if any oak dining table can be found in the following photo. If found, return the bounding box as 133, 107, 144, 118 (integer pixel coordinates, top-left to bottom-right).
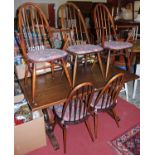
19, 63, 138, 150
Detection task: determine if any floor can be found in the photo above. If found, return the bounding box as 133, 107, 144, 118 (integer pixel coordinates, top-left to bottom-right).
119, 80, 140, 108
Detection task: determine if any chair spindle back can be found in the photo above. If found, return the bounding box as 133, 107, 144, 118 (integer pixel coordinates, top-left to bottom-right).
57, 3, 90, 46
18, 2, 53, 58
62, 82, 94, 123
94, 73, 124, 110
93, 4, 117, 43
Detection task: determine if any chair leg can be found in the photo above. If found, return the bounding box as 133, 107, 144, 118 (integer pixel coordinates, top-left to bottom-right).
50, 62, 55, 79
107, 108, 120, 127
24, 64, 29, 85
61, 58, 72, 88
97, 53, 104, 78
63, 126, 67, 153
105, 50, 111, 78
85, 119, 94, 142
32, 63, 36, 104
132, 79, 138, 99
93, 113, 98, 139
72, 56, 78, 87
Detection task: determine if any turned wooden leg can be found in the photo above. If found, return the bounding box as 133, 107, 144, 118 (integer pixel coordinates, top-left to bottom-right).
50, 61, 55, 79
63, 126, 67, 153
126, 49, 131, 73
73, 56, 78, 87
91, 55, 97, 71
61, 58, 72, 88
105, 50, 111, 78
107, 108, 120, 127
94, 113, 98, 139
24, 64, 29, 85
85, 119, 94, 142
97, 53, 104, 78
32, 63, 36, 104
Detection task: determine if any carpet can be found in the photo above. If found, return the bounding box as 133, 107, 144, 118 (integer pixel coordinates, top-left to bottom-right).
26, 97, 140, 155
110, 124, 140, 155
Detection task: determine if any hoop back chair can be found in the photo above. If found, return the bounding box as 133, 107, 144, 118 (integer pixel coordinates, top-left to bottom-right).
53, 82, 94, 153
18, 2, 72, 103
93, 4, 133, 77
91, 73, 124, 138
57, 3, 104, 87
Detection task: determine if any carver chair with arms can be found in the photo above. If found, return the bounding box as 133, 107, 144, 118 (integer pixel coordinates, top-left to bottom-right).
17, 2, 72, 104
90, 73, 125, 138
52, 82, 94, 153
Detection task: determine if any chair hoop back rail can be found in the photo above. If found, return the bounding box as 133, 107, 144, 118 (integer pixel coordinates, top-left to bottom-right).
91, 73, 125, 138
53, 82, 94, 153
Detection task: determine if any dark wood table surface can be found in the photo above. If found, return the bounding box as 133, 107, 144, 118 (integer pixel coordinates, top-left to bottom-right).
19, 64, 138, 111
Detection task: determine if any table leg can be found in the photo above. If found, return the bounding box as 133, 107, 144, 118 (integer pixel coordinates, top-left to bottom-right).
97, 53, 104, 78
42, 108, 60, 150
73, 56, 78, 87
106, 50, 111, 78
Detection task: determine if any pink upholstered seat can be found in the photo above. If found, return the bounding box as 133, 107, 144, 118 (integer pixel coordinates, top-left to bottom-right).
67, 44, 103, 55
54, 102, 87, 122
27, 49, 68, 62
104, 41, 133, 50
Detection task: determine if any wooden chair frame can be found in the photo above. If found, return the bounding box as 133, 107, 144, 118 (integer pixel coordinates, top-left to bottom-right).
91, 73, 125, 138
18, 2, 72, 104
53, 82, 94, 153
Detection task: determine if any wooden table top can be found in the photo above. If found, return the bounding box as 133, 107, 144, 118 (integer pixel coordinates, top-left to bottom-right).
19, 64, 138, 111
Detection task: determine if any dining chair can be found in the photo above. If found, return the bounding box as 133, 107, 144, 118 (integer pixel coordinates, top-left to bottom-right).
93, 3, 133, 77
52, 82, 94, 153
90, 73, 124, 138
57, 2, 104, 86
93, 4, 135, 101
17, 2, 72, 104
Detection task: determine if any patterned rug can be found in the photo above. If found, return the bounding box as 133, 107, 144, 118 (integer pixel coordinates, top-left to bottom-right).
110, 124, 140, 155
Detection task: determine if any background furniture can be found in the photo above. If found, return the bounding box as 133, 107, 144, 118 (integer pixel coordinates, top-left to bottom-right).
53, 82, 94, 153
90, 73, 125, 138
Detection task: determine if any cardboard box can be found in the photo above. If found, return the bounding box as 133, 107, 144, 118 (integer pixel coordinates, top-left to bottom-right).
14, 111, 46, 155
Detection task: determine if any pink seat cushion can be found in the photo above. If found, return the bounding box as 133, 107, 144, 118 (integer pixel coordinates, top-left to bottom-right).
27, 48, 68, 62
104, 41, 133, 50
67, 44, 103, 55
54, 102, 87, 122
